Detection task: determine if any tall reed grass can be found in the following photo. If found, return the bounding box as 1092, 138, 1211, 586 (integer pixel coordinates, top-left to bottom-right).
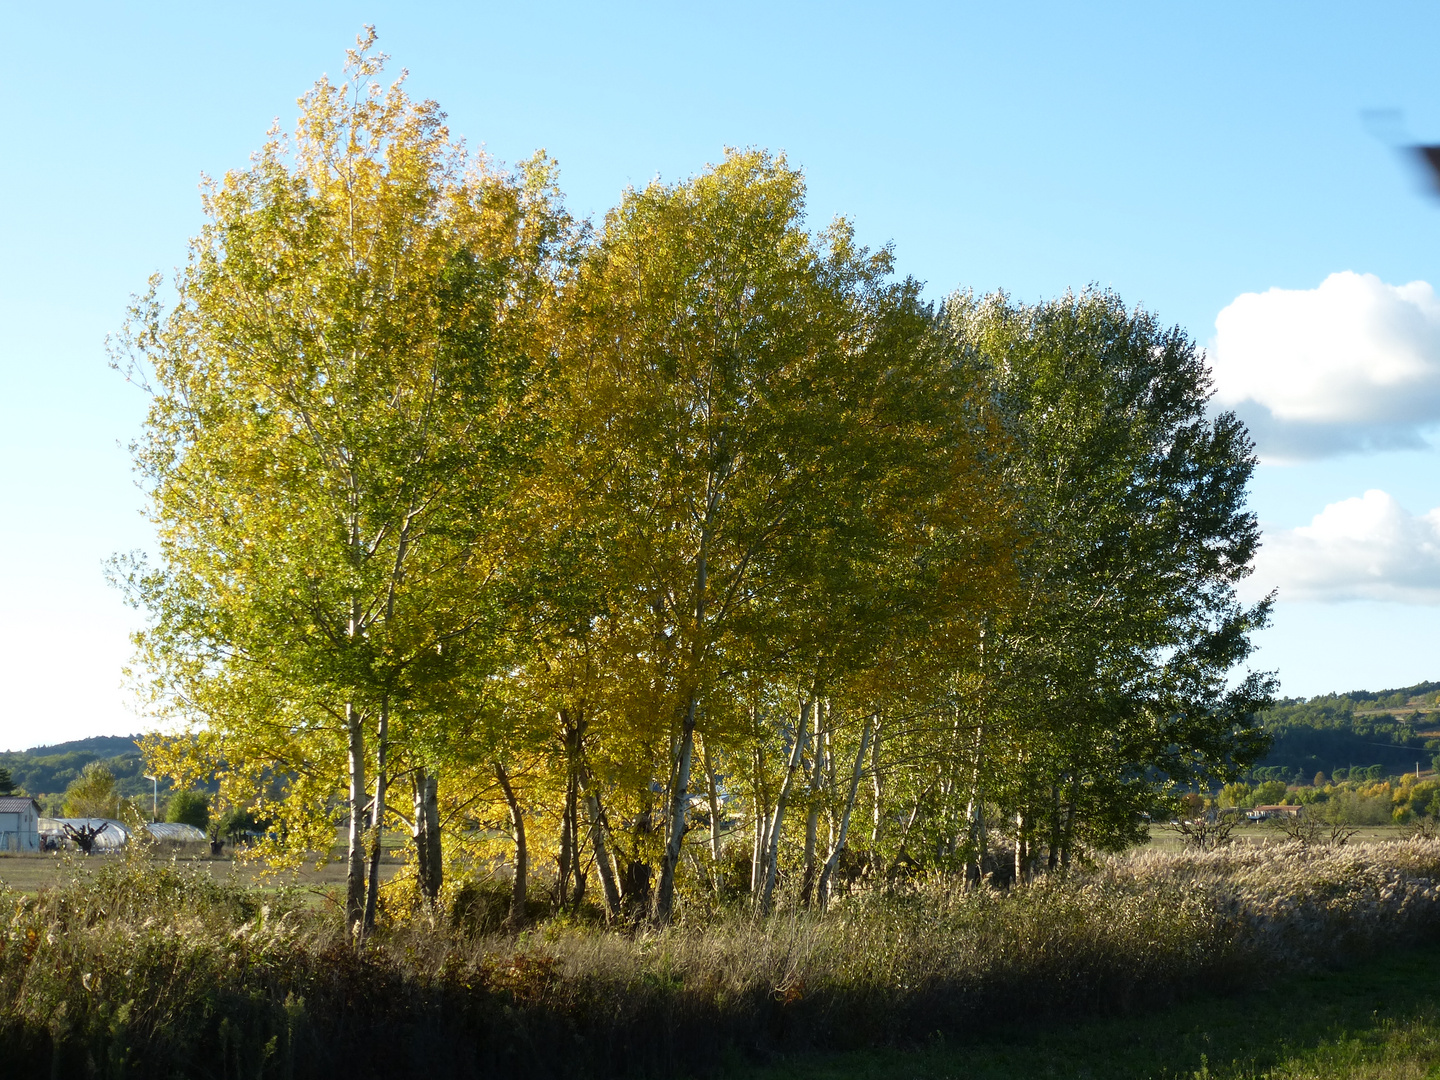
5, 841, 1440, 1078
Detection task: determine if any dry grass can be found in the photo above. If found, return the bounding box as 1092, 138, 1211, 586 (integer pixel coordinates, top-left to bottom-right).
5, 841, 1440, 1077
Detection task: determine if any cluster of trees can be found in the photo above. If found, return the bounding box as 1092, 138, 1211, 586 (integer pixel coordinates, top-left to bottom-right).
58, 762, 133, 820
1216, 770, 1440, 828
119, 34, 1273, 936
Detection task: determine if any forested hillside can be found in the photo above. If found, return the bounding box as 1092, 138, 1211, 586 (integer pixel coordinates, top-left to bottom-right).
1250, 681, 1440, 782
0, 736, 157, 810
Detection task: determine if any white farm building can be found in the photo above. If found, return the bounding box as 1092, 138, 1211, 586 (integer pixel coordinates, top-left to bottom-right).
0, 797, 41, 851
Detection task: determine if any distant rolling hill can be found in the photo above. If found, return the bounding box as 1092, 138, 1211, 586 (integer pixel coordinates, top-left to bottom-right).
0, 735, 157, 813
1253, 680, 1440, 782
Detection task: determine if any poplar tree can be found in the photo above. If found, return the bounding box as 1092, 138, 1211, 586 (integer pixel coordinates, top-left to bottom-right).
936, 290, 1274, 875
117, 31, 568, 936
555, 149, 940, 921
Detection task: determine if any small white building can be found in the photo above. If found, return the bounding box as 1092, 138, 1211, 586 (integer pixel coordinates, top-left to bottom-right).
0, 797, 41, 851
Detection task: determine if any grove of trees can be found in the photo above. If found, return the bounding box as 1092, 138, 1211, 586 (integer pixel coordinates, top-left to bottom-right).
117, 33, 1274, 937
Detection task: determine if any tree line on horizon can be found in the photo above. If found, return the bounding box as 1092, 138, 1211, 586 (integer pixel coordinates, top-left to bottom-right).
114, 33, 1274, 937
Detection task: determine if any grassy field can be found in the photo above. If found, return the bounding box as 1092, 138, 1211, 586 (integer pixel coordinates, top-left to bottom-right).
734, 938, 1440, 1079
0, 847, 403, 897
7, 841, 1440, 1077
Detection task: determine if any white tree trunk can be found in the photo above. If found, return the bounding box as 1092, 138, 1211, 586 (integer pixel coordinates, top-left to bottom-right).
577, 768, 623, 919
345, 702, 367, 938
759, 695, 811, 915
362, 696, 389, 935
817, 713, 873, 911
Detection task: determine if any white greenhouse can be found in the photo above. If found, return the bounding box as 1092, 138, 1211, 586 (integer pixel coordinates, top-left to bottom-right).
39, 818, 131, 851
38, 818, 209, 851
144, 822, 207, 843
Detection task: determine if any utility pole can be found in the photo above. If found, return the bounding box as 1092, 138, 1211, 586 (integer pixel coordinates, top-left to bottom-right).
143, 774, 158, 821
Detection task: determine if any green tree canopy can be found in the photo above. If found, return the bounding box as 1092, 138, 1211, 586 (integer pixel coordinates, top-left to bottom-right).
931, 289, 1275, 871
117, 30, 571, 936
62, 763, 121, 819
165, 790, 210, 830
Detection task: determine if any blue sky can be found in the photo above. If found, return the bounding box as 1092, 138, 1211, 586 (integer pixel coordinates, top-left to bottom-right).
4, 2, 1440, 749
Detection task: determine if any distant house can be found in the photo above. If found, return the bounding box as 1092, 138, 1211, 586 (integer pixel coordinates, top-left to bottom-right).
0, 797, 40, 851
1247, 804, 1302, 821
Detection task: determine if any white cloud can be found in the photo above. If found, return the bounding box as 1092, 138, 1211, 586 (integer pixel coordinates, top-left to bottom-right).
1210, 272, 1440, 460
1250, 489, 1440, 604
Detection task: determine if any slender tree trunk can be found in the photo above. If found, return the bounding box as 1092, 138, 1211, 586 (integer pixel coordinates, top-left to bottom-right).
557, 729, 576, 911
362, 697, 390, 935
558, 777, 574, 910
760, 696, 811, 915
702, 735, 722, 892
345, 702, 367, 938
577, 767, 622, 920
494, 762, 527, 930
751, 741, 769, 895
801, 699, 825, 906
964, 718, 986, 884
560, 710, 589, 910
655, 510, 713, 924
1060, 770, 1081, 868
566, 769, 585, 908
869, 723, 883, 877
1047, 781, 1062, 872
1014, 810, 1028, 886
818, 714, 873, 911
655, 690, 698, 923
412, 766, 442, 907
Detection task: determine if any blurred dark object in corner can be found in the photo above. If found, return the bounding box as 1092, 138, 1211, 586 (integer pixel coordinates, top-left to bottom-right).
1362, 109, 1440, 199
1414, 145, 1440, 195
